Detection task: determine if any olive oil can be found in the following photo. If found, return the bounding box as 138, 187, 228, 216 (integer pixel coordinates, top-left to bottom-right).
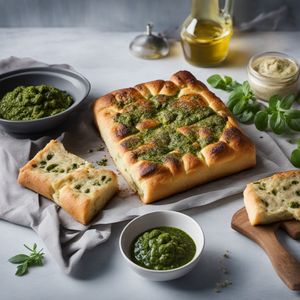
181, 19, 232, 67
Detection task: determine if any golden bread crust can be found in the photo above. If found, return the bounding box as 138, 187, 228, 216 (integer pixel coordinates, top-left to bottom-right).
93, 71, 256, 203
18, 140, 118, 224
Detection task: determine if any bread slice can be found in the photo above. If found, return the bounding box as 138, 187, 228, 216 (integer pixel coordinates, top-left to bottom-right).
18, 140, 91, 199
18, 140, 118, 224
52, 168, 118, 224
244, 170, 300, 225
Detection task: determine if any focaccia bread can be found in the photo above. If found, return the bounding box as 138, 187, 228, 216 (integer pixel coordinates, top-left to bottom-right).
93, 71, 256, 204
18, 140, 118, 224
244, 170, 300, 225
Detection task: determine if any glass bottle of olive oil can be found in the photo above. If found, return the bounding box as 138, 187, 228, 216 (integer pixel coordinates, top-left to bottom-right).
181, 0, 233, 67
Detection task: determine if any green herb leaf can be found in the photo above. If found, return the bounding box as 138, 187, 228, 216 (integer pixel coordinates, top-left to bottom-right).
16, 262, 28, 276
254, 111, 269, 131
224, 76, 233, 85
226, 97, 240, 111
238, 110, 254, 124
207, 74, 240, 92
285, 110, 300, 131
232, 99, 247, 115
9, 254, 30, 264
270, 112, 286, 134
268, 95, 280, 111
207, 75, 226, 90
9, 243, 45, 276
242, 81, 251, 96
291, 149, 300, 168
279, 95, 295, 110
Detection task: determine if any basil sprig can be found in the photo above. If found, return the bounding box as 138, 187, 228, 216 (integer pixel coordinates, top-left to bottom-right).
207, 74, 300, 167
9, 243, 45, 276
208, 75, 262, 124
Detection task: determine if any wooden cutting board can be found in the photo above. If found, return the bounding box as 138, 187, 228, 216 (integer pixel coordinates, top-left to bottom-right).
231, 208, 300, 290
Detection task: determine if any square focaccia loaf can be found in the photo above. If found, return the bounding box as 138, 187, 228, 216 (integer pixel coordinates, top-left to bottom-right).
93, 71, 256, 204
244, 170, 300, 225
18, 140, 118, 224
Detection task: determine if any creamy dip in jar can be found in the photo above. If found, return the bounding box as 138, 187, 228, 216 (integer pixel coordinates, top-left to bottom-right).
247, 52, 300, 101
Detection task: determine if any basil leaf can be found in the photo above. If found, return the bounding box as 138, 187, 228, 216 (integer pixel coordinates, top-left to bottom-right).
224, 76, 232, 85
238, 110, 254, 124
287, 118, 300, 131
233, 99, 247, 115
284, 110, 300, 119
242, 81, 251, 96
207, 75, 226, 90
285, 110, 300, 131
279, 95, 295, 110
270, 112, 286, 134
9, 254, 29, 264
228, 86, 244, 101
291, 149, 300, 168
254, 111, 269, 131
269, 95, 280, 111
227, 97, 240, 111
16, 262, 28, 276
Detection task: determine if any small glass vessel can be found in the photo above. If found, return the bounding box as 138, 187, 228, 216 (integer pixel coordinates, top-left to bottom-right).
180, 0, 233, 67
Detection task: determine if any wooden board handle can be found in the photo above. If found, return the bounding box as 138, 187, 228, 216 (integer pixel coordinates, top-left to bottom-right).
232, 208, 300, 290
254, 228, 300, 290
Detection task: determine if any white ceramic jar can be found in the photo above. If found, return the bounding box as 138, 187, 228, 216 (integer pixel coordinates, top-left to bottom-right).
247, 52, 300, 101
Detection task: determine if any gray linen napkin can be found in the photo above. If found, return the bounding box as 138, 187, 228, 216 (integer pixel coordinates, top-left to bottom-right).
0, 56, 293, 275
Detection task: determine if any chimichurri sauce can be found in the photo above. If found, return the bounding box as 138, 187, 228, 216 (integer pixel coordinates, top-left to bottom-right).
131, 226, 196, 270
0, 85, 73, 120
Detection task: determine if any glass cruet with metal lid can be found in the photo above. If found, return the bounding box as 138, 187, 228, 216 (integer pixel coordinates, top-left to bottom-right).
180, 0, 233, 67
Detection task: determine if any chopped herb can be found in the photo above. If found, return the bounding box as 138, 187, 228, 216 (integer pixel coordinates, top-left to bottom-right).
96, 159, 108, 166
32, 164, 37, 168
46, 164, 58, 171
84, 188, 90, 193
101, 175, 106, 181
71, 163, 78, 169
74, 184, 81, 190
106, 178, 112, 183
289, 201, 300, 208
46, 153, 54, 160
271, 189, 277, 196
283, 186, 289, 191
40, 161, 46, 166
261, 199, 269, 207
292, 180, 299, 185
296, 191, 300, 196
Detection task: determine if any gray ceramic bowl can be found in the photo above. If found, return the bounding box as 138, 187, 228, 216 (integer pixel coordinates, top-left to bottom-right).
0, 67, 90, 134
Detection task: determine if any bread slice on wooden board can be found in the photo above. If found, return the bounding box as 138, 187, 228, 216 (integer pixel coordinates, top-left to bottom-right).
244, 170, 300, 225
18, 140, 118, 225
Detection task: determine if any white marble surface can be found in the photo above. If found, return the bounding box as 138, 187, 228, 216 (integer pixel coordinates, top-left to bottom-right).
0, 28, 300, 300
